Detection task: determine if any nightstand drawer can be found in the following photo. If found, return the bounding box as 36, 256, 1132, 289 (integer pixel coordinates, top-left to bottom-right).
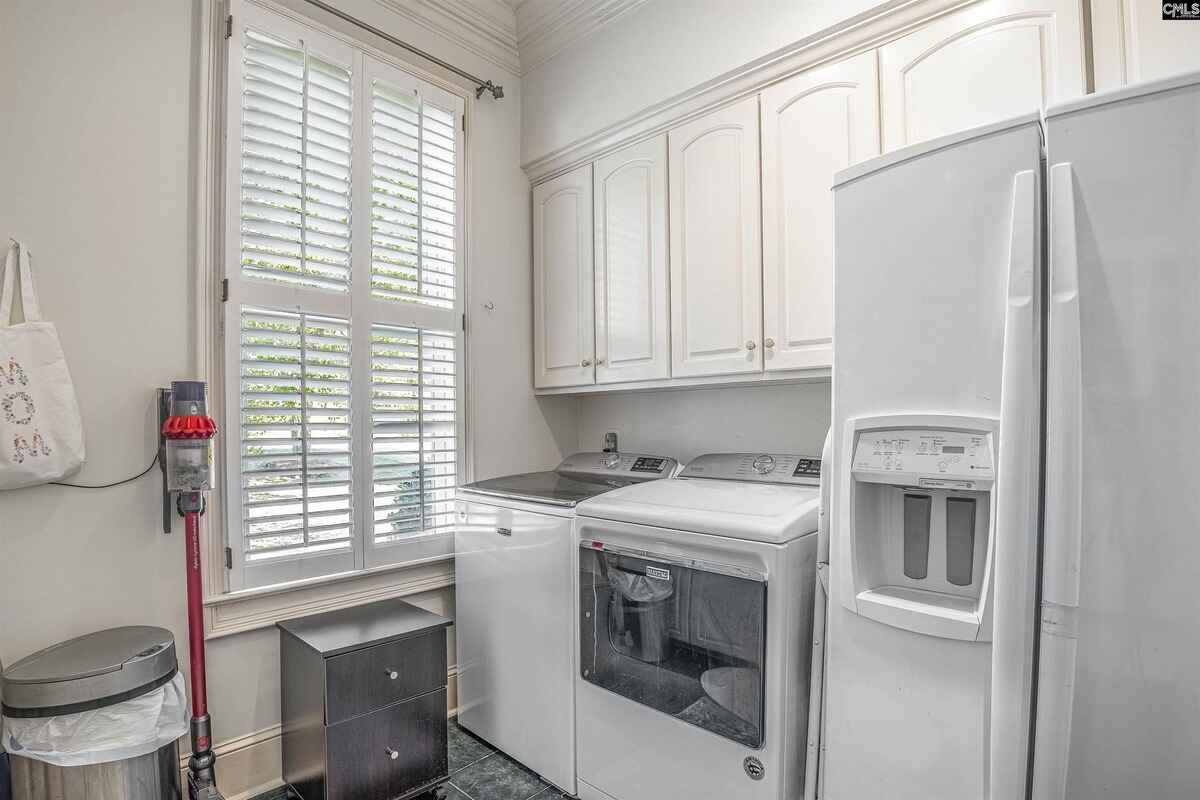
326, 689, 448, 800
325, 630, 446, 724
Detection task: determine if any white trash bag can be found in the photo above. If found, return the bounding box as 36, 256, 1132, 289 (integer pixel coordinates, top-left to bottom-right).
2, 673, 188, 767
0, 239, 86, 490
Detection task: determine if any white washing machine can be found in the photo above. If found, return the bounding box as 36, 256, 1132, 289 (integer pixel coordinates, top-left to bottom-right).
454, 450, 678, 794
573, 452, 823, 800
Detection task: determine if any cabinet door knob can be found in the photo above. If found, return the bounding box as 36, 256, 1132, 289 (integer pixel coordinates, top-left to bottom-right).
386, 747, 400, 761
764, 338, 775, 349
596, 358, 605, 365
384, 668, 399, 680
581, 358, 592, 367
746, 340, 757, 351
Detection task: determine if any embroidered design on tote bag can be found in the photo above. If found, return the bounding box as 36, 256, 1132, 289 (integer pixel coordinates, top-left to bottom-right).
3, 387, 35, 424
1, 359, 52, 458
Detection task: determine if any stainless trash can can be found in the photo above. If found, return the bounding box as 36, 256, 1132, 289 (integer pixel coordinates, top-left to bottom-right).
1, 627, 183, 800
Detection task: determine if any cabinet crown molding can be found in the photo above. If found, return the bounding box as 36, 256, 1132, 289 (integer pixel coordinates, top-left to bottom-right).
521, 0, 979, 183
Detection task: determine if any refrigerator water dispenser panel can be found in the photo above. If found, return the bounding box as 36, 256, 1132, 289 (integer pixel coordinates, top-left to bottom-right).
851, 429, 994, 489
838, 414, 998, 642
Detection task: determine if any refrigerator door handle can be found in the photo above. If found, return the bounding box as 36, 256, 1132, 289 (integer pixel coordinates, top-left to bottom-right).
1031, 161, 1084, 800
989, 168, 1043, 800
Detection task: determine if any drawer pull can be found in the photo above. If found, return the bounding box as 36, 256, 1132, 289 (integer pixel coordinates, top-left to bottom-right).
386, 747, 400, 761
384, 668, 399, 680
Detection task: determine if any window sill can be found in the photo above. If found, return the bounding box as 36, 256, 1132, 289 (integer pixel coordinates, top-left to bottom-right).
203, 553, 455, 639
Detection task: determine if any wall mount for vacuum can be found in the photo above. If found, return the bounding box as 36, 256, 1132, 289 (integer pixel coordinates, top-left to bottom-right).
158, 387, 172, 534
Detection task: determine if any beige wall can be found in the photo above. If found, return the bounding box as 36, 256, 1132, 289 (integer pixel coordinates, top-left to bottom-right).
575, 383, 831, 465
0, 0, 572, 793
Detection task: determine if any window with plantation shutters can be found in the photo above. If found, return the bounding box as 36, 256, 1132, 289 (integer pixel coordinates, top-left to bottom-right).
240, 31, 353, 291
239, 308, 353, 561
223, 2, 466, 591
370, 85, 458, 308
371, 324, 458, 544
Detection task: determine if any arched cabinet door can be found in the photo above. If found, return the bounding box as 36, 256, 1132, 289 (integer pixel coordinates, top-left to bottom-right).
1091, 0, 1200, 90
593, 135, 670, 384
668, 96, 763, 379
760, 51, 880, 373
879, 0, 1086, 150
533, 164, 595, 389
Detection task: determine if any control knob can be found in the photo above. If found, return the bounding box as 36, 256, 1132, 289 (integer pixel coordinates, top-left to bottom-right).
751, 454, 776, 475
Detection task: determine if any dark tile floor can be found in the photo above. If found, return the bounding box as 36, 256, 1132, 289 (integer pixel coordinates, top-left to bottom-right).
254, 720, 570, 800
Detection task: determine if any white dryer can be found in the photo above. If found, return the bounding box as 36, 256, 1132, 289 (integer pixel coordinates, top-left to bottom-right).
573, 453, 823, 800
454, 450, 677, 794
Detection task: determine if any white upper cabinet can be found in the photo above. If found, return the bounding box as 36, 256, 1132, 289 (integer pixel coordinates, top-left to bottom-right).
760, 52, 880, 373
668, 97, 763, 378
593, 135, 670, 384
1091, 0, 1200, 90
533, 164, 595, 389
878, 0, 1086, 150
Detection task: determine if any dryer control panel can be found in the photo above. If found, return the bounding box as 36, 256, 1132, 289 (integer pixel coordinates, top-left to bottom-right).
557, 452, 679, 481
679, 453, 822, 485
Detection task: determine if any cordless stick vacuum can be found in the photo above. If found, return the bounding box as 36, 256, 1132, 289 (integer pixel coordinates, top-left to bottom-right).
162, 381, 224, 800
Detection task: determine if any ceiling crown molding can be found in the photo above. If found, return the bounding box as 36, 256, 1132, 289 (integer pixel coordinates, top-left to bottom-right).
517, 0, 650, 75
372, 0, 522, 76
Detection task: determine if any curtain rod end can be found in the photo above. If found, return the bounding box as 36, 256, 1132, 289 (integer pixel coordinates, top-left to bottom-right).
476, 81, 504, 100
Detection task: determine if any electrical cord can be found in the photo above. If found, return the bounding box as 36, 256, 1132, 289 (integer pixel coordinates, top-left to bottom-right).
50, 451, 160, 489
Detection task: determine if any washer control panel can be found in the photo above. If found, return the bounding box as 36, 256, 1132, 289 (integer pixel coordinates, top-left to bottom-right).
852, 428, 994, 488
680, 453, 822, 485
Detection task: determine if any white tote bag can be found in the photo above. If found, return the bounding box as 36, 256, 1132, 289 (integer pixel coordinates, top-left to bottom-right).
0, 240, 85, 489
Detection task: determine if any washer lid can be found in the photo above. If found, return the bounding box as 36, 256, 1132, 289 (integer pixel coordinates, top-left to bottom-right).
577, 477, 820, 544
458, 469, 626, 507
457, 452, 678, 508
2, 626, 177, 717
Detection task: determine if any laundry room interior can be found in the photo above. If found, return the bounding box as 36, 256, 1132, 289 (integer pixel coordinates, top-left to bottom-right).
1, 2, 1199, 800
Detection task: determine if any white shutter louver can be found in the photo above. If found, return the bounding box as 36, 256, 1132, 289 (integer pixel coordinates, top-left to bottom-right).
240, 307, 353, 559
371, 324, 458, 543
370, 81, 458, 308
240, 30, 353, 291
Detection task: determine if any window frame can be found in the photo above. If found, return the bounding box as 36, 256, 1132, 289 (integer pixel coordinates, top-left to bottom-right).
204, 0, 472, 625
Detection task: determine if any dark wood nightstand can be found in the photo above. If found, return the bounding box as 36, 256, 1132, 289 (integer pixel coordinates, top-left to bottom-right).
278, 598, 452, 800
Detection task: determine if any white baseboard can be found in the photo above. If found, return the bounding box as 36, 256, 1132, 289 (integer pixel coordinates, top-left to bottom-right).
178, 723, 283, 800
181, 668, 461, 799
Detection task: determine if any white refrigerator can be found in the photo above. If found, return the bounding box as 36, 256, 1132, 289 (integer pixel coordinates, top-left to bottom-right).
818, 70, 1200, 800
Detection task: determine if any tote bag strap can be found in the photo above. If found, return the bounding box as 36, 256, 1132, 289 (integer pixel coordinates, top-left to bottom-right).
1, 239, 43, 326
1, 240, 15, 326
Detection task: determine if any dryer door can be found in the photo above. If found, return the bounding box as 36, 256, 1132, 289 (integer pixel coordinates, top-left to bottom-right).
579, 542, 767, 748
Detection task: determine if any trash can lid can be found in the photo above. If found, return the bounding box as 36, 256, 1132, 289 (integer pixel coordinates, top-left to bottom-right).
1, 627, 177, 718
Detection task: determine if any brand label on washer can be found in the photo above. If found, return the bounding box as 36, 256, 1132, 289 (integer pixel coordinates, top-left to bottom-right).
645, 565, 671, 581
